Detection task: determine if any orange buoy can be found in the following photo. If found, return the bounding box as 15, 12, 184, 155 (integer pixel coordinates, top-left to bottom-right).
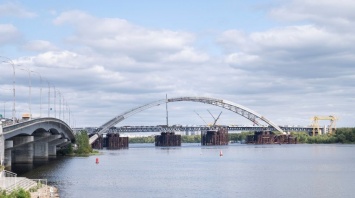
96, 157, 99, 164
219, 150, 223, 157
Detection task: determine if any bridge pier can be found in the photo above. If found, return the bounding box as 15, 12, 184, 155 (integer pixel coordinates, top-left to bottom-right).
4, 140, 13, 168
155, 132, 181, 147
48, 139, 67, 156
12, 136, 34, 164
34, 133, 50, 161
106, 133, 128, 149
33, 134, 62, 161
201, 128, 229, 146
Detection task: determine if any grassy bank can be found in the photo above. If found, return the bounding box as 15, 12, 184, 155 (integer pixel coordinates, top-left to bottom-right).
1, 188, 30, 198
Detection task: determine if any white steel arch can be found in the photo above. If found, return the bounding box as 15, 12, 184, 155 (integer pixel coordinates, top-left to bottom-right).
89, 96, 283, 144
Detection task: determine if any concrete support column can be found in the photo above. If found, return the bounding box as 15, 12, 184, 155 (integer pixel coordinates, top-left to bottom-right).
4, 140, 13, 168
34, 142, 48, 161
12, 136, 34, 164
48, 139, 67, 156
34, 133, 50, 161
48, 145, 56, 156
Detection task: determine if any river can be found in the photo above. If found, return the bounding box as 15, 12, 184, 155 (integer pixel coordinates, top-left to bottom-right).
18, 143, 355, 198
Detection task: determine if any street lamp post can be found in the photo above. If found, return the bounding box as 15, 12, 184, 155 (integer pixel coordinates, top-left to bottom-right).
68, 106, 71, 127
62, 97, 65, 121
33, 72, 43, 117
19, 67, 34, 119
66, 102, 69, 124
1, 56, 16, 124
53, 86, 56, 118
57, 91, 61, 119
43, 79, 50, 117
3, 101, 6, 118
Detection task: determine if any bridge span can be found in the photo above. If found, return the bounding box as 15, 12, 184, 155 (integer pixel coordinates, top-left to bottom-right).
0, 118, 75, 168
90, 96, 286, 144
92, 125, 314, 134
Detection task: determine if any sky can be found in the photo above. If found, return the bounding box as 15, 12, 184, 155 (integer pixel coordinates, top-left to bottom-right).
0, 0, 355, 128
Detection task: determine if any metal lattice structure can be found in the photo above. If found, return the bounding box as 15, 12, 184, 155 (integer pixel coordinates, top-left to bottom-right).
89, 96, 284, 144
311, 115, 338, 136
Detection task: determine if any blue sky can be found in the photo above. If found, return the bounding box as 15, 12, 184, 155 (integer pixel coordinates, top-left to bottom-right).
1, 0, 355, 128
1, 1, 276, 57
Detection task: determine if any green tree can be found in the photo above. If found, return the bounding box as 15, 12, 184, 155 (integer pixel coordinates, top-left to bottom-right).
181, 135, 201, 143
129, 136, 155, 143
75, 130, 92, 155
229, 132, 254, 142
57, 143, 74, 155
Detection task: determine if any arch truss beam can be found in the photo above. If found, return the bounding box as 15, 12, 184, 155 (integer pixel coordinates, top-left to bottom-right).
89, 96, 283, 144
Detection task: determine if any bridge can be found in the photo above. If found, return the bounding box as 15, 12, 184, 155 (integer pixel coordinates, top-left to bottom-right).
89, 96, 286, 144
0, 96, 315, 168
0, 118, 74, 168
92, 125, 314, 133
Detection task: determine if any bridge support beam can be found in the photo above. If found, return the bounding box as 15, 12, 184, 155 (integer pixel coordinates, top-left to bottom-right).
12, 136, 34, 164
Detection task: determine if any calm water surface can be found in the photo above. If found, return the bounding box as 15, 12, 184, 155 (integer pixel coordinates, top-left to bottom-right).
20, 144, 355, 198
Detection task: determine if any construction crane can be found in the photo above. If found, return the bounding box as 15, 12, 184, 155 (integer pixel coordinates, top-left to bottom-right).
207, 110, 223, 126
311, 115, 338, 136
194, 110, 208, 125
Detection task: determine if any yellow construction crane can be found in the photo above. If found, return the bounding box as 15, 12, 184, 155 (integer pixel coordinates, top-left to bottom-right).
311, 115, 338, 136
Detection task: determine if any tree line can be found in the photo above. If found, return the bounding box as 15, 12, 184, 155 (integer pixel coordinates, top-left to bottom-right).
128, 128, 355, 144
129, 135, 202, 143
291, 128, 355, 144
66, 128, 355, 154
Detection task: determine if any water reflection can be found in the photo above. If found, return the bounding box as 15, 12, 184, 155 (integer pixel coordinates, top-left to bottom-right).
8, 144, 355, 198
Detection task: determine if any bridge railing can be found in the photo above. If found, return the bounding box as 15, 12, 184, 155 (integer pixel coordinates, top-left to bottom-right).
3, 117, 70, 133
0, 170, 17, 191
3, 117, 75, 142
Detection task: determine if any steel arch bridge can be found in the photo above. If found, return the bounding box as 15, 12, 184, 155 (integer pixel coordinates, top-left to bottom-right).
89, 96, 284, 144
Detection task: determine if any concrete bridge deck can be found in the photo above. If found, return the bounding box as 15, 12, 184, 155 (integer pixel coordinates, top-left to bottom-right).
0, 118, 74, 168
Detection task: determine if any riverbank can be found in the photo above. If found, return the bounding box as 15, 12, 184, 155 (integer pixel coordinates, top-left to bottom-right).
30, 185, 59, 198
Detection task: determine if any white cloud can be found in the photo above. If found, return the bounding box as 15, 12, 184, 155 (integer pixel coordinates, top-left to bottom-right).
33, 51, 84, 69
22, 40, 58, 52
0, 24, 21, 44
162, 47, 210, 63
53, 11, 204, 64
219, 24, 355, 78
270, 0, 355, 31
214, 1, 355, 127
225, 52, 260, 67
2, 2, 355, 127
0, 2, 36, 18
